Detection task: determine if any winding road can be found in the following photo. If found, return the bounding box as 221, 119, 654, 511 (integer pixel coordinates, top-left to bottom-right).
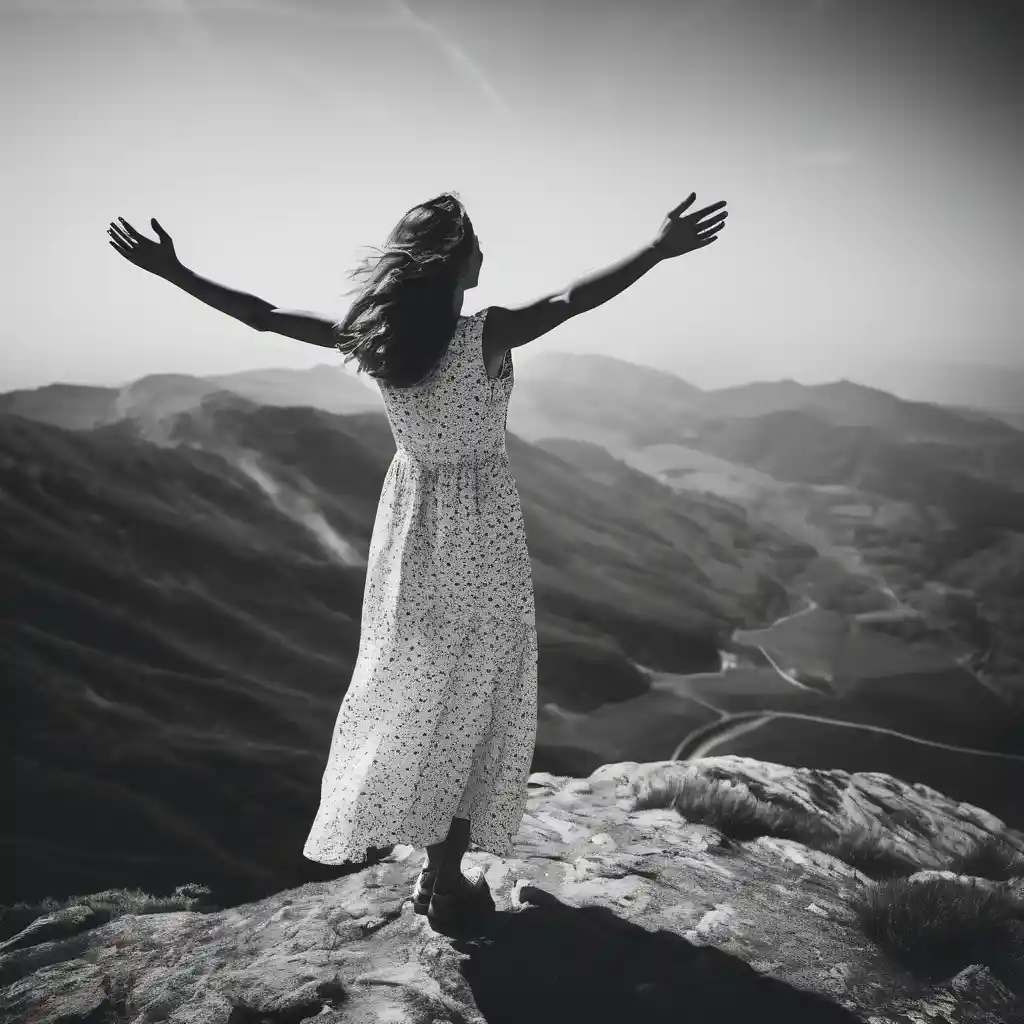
676, 709, 1024, 763
668, 587, 1023, 764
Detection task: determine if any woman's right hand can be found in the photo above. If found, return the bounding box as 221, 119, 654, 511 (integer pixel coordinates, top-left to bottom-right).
107, 217, 183, 279
652, 194, 728, 259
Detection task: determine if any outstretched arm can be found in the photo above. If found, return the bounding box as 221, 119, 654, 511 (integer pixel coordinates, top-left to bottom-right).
166, 264, 338, 347
486, 192, 727, 351
161, 263, 276, 333
107, 216, 337, 347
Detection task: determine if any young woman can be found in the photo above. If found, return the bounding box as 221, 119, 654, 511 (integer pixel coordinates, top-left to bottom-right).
107, 190, 727, 925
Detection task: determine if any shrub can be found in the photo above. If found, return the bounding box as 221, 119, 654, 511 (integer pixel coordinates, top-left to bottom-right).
633, 772, 829, 843
818, 825, 921, 881
948, 836, 1024, 881
0, 896, 62, 944
851, 875, 1024, 991
633, 771, 924, 880
0, 883, 218, 943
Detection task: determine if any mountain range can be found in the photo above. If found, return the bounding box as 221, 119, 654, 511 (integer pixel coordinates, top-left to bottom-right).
3, 349, 1022, 916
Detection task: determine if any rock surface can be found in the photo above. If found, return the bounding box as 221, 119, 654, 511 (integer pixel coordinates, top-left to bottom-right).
3, 756, 1023, 1024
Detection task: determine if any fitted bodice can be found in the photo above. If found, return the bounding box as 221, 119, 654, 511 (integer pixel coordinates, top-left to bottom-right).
374, 308, 513, 469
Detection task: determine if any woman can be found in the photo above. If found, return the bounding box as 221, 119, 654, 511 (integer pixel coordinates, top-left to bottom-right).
107, 190, 727, 924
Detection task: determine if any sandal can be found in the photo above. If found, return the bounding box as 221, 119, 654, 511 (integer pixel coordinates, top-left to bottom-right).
412, 866, 438, 915
427, 871, 492, 926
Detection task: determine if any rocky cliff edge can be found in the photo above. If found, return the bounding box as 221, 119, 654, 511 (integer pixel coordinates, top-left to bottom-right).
3, 756, 1024, 1024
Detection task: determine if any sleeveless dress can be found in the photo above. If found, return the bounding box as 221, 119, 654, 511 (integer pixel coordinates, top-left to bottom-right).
302, 307, 538, 863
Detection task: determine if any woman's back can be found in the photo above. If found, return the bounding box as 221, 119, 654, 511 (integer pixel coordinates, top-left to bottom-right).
376, 308, 512, 468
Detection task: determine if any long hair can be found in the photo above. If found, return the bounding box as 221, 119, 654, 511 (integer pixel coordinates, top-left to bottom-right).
334, 191, 475, 388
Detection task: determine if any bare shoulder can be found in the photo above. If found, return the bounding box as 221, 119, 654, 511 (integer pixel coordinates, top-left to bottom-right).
481, 293, 576, 351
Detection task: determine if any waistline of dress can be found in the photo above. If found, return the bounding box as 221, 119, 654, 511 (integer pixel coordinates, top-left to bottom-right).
393, 446, 510, 470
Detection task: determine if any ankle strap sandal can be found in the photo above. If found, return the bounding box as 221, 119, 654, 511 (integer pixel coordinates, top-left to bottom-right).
412, 867, 437, 915
427, 872, 492, 926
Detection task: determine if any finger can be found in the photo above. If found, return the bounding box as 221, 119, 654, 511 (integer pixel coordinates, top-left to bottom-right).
697, 215, 727, 235
108, 239, 136, 260
151, 217, 168, 238
668, 193, 696, 218
109, 224, 133, 246
696, 211, 728, 230
110, 222, 135, 245
118, 217, 146, 242
693, 201, 727, 219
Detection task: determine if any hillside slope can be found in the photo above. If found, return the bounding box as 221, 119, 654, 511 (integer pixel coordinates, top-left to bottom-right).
1, 402, 814, 907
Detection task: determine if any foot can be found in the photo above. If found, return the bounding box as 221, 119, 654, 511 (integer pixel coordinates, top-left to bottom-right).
432, 871, 469, 895
427, 871, 492, 926
412, 865, 439, 915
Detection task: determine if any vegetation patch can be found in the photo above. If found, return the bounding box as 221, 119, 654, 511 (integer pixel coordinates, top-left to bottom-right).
851, 875, 1024, 992
634, 771, 823, 843
0, 883, 218, 944
632, 771, 921, 880
816, 824, 921, 881
947, 835, 1024, 881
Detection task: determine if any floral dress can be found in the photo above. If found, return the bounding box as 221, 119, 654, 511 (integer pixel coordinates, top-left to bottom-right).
303, 307, 538, 863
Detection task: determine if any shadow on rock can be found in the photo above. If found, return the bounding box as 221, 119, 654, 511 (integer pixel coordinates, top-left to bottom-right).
449, 885, 861, 1023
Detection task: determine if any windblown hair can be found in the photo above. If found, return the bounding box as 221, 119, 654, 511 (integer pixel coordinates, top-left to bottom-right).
333, 191, 475, 388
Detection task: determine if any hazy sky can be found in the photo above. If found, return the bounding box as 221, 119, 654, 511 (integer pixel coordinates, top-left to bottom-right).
3, 0, 1021, 393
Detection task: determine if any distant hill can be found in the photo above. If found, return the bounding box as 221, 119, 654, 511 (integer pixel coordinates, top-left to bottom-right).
506, 353, 1024, 698
687, 408, 1024, 528
0, 382, 121, 430
854, 358, 1024, 417
532, 437, 812, 604
510, 353, 1020, 454
702, 378, 1017, 445
510, 351, 706, 451
690, 409, 883, 487
209, 363, 379, 413
0, 365, 378, 436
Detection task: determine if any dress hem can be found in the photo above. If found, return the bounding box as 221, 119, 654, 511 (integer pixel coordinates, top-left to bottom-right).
302, 832, 516, 865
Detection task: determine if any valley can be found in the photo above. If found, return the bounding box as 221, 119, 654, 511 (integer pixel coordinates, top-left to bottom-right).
538, 578, 1024, 828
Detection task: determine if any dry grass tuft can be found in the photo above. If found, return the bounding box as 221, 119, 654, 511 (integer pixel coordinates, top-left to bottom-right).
851, 875, 1024, 992
0, 883, 218, 943
632, 771, 920, 880
947, 836, 1024, 881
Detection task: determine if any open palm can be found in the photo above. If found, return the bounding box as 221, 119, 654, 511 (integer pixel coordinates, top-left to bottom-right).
653, 194, 728, 258
107, 217, 182, 279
